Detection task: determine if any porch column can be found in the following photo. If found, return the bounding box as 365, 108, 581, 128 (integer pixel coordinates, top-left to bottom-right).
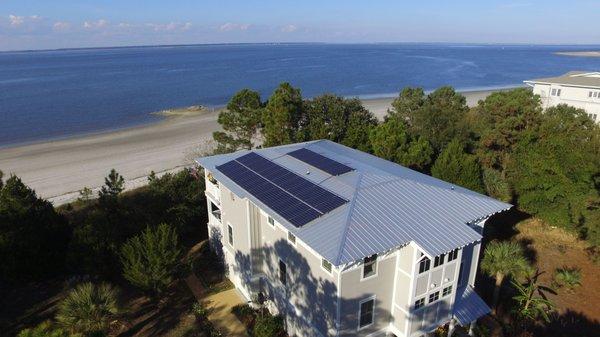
447, 318, 456, 337
468, 320, 476, 336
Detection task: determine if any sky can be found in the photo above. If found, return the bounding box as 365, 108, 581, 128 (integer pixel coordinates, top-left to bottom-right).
1, 0, 599, 51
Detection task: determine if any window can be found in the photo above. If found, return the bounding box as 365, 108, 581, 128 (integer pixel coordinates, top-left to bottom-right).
428, 291, 440, 303
227, 224, 234, 246
288, 232, 296, 244
590, 91, 594, 98
414, 298, 425, 310
322, 259, 332, 273
362, 254, 378, 278
419, 257, 431, 274
443, 286, 453, 297
434, 254, 445, 267
359, 298, 375, 328
268, 216, 275, 227
279, 260, 287, 286
447, 249, 459, 262
551, 88, 557, 96
594, 92, 598, 98
556, 89, 561, 96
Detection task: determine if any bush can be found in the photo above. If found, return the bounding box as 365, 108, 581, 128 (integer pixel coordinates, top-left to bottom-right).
120, 223, 182, 295
192, 302, 222, 337
17, 321, 75, 337
553, 267, 582, 290
56, 282, 120, 336
253, 315, 284, 337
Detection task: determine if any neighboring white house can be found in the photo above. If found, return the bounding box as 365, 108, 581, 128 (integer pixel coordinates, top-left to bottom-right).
197, 140, 511, 337
524, 71, 600, 122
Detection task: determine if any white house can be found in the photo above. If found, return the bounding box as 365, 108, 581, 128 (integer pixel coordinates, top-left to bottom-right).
524, 71, 600, 122
197, 140, 511, 337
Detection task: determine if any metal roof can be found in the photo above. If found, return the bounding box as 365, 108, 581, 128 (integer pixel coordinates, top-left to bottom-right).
197, 140, 511, 266
453, 286, 491, 325
524, 71, 600, 88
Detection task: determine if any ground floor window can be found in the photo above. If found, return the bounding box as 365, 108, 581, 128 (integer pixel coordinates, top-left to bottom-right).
279, 260, 287, 286
359, 298, 375, 328
227, 224, 234, 246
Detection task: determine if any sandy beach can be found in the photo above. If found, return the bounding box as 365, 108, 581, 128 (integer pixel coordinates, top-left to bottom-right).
0, 89, 506, 205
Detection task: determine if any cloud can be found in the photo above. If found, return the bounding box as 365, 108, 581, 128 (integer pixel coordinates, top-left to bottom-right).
146, 22, 193, 32
219, 22, 250, 32
83, 19, 108, 29
53, 21, 71, 32
8, 15, 25, 26
281, 24, 298, 33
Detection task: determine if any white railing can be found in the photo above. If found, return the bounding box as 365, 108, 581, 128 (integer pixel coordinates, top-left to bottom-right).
206, 179, 221, 203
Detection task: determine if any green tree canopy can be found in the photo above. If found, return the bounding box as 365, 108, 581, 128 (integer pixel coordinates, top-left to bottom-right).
431, 138, 484, 192
0, 174, 70, 281
213, 88, 263, 152
389, 87, 426, 121
120, 223, 182, 295
474, 88, 543, 173
262, 82, 303, 146
508, 104, 600, 232
298, 94, 378, 152
369, 117, 434, 171
99, 169, 124, 200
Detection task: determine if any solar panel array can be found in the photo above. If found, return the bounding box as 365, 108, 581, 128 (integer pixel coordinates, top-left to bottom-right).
216, 152, 348, 227
288, 148, 354, 176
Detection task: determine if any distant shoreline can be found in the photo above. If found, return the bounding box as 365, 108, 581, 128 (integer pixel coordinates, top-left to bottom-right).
555, 51, 600, 57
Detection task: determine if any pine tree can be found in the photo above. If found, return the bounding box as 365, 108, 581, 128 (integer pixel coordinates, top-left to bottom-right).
431, 138, 484, 192
262, 82, 303, 146
213, 88, 263, 151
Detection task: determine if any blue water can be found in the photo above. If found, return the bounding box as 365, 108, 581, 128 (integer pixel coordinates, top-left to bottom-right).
1, 43, 600, 147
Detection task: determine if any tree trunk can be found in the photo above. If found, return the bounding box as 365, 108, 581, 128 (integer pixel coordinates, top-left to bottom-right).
492, 272, 504, 314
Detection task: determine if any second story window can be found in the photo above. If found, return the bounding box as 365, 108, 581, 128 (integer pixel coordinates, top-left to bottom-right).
268, 216, 275, 227
551, 88, 561, 96
443, 285, 453, 297
434, 254, 445, 267
227, 224, 234, 246
414, 298, 425, 310
362, 254, 378, 278
359, 298, 375, 328
322, 259, 332, 273
428, 291, 440, 303
447, 249, 459, 262
279, 260, 287, 286
419, 257, 431, 274
288, 232, 296, 244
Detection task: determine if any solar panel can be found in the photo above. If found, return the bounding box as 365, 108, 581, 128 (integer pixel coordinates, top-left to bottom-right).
216, 152, 347, 227
287, 148, 354, 176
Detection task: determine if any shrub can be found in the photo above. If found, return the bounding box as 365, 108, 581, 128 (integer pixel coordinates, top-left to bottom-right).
554, 267, 582, 290
17, 321, 75, 337
120, 223, 182, 295
253, 315, 284, 337
56, 282, 120, 336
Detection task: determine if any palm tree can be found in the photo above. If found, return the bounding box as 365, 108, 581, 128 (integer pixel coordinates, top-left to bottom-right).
56, 282, 120, 336
481, 241, 529, 313
511, 268, 556, 323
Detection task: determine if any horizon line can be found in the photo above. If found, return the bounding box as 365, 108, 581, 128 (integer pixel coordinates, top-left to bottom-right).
2, 41, 600, 54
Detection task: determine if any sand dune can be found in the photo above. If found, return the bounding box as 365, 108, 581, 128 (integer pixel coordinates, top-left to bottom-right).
0, 89, 502, 205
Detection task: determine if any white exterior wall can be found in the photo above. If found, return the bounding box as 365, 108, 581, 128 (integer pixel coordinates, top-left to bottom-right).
203, 172, 490, 337
531, 83, 600, 122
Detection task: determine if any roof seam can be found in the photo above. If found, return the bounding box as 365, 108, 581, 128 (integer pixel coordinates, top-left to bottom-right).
334, 171, 364, 265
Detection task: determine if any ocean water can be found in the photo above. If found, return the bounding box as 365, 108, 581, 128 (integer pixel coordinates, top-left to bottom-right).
1, 43, 599, 147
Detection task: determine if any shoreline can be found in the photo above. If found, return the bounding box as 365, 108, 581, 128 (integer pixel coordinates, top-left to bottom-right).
0, 87, 514, 205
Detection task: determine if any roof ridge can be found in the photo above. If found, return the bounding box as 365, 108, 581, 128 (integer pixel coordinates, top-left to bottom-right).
334, 171, 364, 265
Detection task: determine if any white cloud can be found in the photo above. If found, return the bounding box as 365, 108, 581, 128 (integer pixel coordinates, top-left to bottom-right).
146, 22, 192, 32
219, 22, 250, 32
83, 19, 108, 29
53, 21, 71, 31
281, 24, 298, 33
9, 15, 25, 26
